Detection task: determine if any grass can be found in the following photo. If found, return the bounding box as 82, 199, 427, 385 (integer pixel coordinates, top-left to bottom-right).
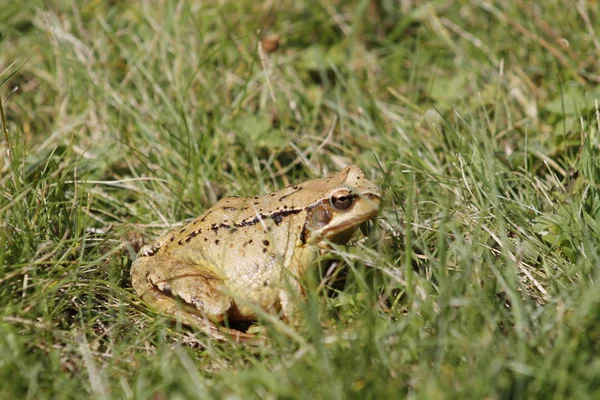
1, 0, 600, 398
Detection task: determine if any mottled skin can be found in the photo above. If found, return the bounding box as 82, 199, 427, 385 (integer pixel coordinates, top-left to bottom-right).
131, 166, 381, 341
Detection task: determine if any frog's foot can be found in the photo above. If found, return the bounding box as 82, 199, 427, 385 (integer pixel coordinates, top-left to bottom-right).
184, 309, 259, 343
141, 295, 256, 342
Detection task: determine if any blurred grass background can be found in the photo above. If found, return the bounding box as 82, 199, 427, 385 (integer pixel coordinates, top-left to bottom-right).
1, 0, 600, 398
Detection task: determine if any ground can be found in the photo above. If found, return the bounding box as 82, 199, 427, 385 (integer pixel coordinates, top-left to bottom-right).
1, 1, 600, 398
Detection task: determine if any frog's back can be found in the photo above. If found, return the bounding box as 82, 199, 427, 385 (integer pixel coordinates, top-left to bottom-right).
147, 166, 375, 265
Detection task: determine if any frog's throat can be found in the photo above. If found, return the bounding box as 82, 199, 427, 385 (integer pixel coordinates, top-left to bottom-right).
307, 204, 379, 245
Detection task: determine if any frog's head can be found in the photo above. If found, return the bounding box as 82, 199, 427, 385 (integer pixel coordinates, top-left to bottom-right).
301, 166, 381, 247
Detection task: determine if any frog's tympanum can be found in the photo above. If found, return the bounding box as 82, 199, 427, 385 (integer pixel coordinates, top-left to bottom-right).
131, 166, 381, 341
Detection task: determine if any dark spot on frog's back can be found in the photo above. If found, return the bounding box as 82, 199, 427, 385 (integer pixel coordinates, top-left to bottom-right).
271, 208, 302, 224
263, 240, 269, 246
161, 284, 173, 296
141, 245, 158, 257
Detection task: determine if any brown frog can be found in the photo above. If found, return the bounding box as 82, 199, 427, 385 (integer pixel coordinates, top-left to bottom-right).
131, 165, 381, 341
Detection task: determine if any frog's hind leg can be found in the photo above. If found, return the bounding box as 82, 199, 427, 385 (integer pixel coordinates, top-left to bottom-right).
131, 255, 254, 342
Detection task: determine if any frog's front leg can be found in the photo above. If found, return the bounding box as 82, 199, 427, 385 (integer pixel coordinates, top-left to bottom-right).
131, 253, 253, 342
278, 277, 306, 324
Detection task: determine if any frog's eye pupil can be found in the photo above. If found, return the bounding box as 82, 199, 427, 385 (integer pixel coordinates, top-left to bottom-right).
331, 193, 354, 210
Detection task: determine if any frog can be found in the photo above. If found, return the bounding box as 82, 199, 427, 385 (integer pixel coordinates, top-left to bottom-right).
130, 165, 381, 342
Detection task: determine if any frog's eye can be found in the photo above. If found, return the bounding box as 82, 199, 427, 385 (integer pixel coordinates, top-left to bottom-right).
330, 190, 354, 210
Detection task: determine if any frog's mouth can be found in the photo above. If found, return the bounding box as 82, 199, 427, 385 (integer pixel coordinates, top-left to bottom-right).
318, 211, 379, 246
